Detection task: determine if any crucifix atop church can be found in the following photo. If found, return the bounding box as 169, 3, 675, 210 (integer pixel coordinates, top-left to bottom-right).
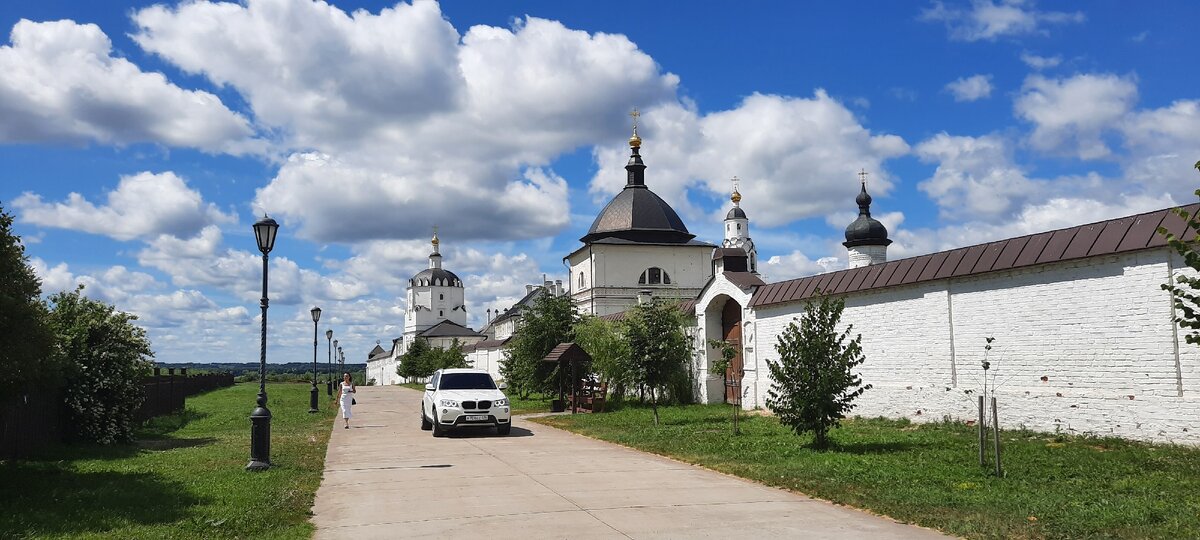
629, 107, 640, 135
858, 168, 869, 188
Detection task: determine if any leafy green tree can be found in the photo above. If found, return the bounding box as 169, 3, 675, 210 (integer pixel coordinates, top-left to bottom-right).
622, 299, 693, 425
433, 339, 469, 371
0, 203, 59, 398
766, 295, 870, 449
1159, 162, 1200, 346
501, 292, 578, 398
397, 338, 433, 380
574, 316, 630, 406
47, 286, 154, 444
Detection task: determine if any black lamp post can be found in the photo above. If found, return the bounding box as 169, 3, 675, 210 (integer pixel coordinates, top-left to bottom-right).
309, 306, 321, 413
338, 346, 345, 385
326, 329, 333, 396
247, 215, 278, 471
333, 340, 339, 391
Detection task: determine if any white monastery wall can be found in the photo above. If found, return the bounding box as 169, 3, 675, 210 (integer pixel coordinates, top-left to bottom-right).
465, 346, 506, 380
747, 247, 1200, 444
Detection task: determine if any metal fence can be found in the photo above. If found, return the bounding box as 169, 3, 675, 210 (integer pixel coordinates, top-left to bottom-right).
0, 368, 234, 458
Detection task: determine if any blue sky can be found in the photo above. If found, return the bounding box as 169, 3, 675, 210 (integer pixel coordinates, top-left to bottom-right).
2, 0, 1197, 364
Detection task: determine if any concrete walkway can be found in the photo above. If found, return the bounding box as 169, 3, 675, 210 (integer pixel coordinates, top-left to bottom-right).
312, 386, 948, 539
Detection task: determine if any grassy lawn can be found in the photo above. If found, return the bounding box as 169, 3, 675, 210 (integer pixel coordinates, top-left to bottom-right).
0, 382, 336, 539
533, 404, 1200, 539
399, 382, 552, 414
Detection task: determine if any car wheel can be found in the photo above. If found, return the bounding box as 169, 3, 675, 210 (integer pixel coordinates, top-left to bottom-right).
496, 423, 511, 436
432, 410, 446, 438
420, 409, 432, 431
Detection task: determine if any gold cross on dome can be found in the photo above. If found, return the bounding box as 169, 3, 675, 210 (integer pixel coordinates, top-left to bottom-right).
731, 175, 740, 191
858, 168, 869, 187
629, 107, 641, 134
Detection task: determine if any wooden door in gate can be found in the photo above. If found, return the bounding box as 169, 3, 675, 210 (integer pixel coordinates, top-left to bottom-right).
721, 300, 743, 403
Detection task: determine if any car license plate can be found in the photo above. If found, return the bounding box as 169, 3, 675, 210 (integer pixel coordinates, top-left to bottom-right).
465, 415, 489, 422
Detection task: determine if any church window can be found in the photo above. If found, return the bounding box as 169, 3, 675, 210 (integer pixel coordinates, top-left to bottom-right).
439, 310, 444, 317
638, 267, 671, 285
439, 293, 444, 300
737, 223, 741, 231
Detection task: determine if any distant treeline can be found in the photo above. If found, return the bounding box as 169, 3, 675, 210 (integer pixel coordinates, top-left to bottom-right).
156, 362, 367, 377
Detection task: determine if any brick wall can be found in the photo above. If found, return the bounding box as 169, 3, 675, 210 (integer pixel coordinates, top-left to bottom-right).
745, 247, 1200, 444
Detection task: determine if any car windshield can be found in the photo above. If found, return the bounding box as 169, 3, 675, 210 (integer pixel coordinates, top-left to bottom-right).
438, 373, 497, 390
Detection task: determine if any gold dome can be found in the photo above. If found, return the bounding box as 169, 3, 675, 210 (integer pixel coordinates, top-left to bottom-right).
629, 132, 642, 148
731, 189, 742, 204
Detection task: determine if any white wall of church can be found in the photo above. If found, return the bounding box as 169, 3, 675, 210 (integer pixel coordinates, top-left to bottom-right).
746, 247, 1200, 444
466, 346, 506, 380
570, 243, 713, 316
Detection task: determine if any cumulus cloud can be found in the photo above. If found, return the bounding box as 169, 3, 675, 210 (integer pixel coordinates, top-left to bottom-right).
1020, 52, 1062, 69
945, 74, 994, 102
13, 171, 234, 241
1015, 73, 1137, 159
1119, 98, 1200, 197
916, 133, 1040, 219
762, 251, 830, 281
921, 0, 1084, 42
0, 19, 256, 153
589, 92, 909, 229
133, 1, 678, 243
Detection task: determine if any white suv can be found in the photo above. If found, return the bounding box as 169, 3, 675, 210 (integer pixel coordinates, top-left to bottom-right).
421, 368, 512, 436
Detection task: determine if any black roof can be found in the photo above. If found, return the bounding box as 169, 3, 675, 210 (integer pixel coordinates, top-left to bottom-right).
416, 320, 483, 338
580, 141, 695, 245
755, 203, 1199, 308
410, 267, 463, 287
726, 206, 747, 220
844, 183, 891, 247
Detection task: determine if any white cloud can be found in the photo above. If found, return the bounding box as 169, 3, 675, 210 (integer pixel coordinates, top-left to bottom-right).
945, 74, 994, 102
133, 2, 678, 243
1119, 99, 1200, 197
1020, 52, 1062, 69
13, 171, 234, 241
0, 19, 256, 153
589, 92, 909, 229
916, 133, 1039, 219
921, 0, 1084, 42
1015, 73, 1137, 159
763, 250, 829, 281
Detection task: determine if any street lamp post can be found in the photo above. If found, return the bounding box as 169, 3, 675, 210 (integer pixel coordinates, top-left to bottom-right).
247, 215, 279, 471
333, 340, 339, 391
326, 329, 333, 396
338, 347, 345, 385
309, 306, 321, 413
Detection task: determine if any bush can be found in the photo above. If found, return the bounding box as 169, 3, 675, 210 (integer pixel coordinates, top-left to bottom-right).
766, 295, 870, 449
1160, 165, 1200, 346
47, 286, 154, 444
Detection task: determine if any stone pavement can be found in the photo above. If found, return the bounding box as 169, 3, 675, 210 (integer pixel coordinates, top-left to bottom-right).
311, 386, 948, 539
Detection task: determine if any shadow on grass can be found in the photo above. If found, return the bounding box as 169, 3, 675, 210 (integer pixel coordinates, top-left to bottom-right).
135, 437, 218, 451
0, 463, 202, 537
828, 440, 915, 454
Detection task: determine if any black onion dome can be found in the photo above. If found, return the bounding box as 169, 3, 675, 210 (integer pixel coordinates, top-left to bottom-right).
843, 183, 892, 248
726, 206, 747, 220
410, 268, 463, 287
580, 141, 695, 244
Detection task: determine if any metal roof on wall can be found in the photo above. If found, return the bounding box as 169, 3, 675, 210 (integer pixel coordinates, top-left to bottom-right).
750, 204, 1198, 309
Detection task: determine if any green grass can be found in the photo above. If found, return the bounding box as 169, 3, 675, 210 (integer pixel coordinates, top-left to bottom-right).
532, 403, 1200, 539
399, 382, 552, 414
0, 382, 336, 539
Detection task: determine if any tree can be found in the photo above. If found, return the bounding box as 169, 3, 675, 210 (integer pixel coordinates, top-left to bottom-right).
1159, 162, 1200, 346
47, 286, 154, 444
433, 339, 469, 371
622, 299, 693, 425
574, 315, 630, 408
766, 295, 871, 449
0, 203, 59, 398
397, 338, 433, 380
501, 292, 578, 398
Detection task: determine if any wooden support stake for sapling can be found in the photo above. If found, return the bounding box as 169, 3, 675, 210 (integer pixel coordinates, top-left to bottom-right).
978, 395, 986, 467
992, 396, 1002, 477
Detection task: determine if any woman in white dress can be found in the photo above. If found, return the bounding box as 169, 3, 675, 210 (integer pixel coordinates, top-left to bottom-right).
337, 372, 355, 429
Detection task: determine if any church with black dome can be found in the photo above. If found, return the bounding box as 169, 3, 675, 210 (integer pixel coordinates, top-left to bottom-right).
565, 119, 719, 316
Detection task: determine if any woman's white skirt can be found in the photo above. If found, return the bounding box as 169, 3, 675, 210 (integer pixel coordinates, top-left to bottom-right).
340, 400, 352, 419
